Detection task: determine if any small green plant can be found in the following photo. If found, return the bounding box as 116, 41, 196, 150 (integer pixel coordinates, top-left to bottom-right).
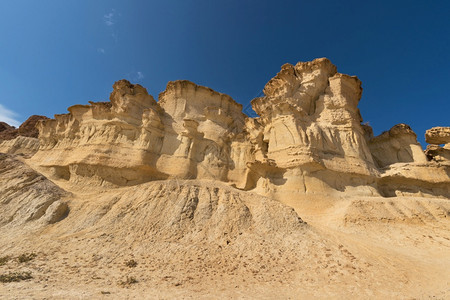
17, 253, 37, 263
119, 276, 138, 286
0, 256, 10, 266
124, 259, 138, 268
0, 271, 33, 283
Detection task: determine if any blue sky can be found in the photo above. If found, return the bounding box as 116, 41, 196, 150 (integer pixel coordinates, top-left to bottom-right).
0, 0, 448, 146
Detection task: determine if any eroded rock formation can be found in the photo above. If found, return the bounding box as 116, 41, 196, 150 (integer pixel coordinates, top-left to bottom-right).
425, 127, 450, 164
1, 59, 449, 299
249, 59, 379, 198
367, 124, 449, 197
425, 127, 450, 145
368, 124, 427, 168
25, 58, 449, 199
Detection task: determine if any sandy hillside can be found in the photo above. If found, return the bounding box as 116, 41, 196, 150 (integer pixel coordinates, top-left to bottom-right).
0, 154, 449, 299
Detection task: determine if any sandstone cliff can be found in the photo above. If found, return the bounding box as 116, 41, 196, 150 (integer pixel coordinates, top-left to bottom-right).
28, 58, 449, 200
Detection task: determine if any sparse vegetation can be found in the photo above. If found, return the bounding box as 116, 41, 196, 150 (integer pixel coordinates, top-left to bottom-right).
17, 253, 37, 263
119, 276, 138, 287
125, 259, 138, 268
0, 256, 11, 266
0, 271, 32, 283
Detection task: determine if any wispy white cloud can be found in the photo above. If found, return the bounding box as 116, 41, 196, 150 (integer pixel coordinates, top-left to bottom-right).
0, 104, 21, 127
111, 33, 118, 43
127, 71, 145, 82
103, 9, 116, 26
97, 48, 105, 54
102, 9, 120, 45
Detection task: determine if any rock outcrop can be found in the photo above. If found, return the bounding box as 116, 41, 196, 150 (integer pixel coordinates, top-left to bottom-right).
18, 115, 49, 138
0, 115, 48, 141
0, 115, 48, 156
26, 58, 449, 199
365, 124, 450, 196
0, 122, 17, 140
368, 124, 428, 168
0, 122, 13, 132
425, 127, 450, 145
425, 127, 450, 164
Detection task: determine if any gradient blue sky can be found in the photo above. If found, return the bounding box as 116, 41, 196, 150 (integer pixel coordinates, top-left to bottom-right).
0, 0, 448, 146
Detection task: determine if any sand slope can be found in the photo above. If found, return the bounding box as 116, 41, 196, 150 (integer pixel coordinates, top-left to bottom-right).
0, 155, 449, 299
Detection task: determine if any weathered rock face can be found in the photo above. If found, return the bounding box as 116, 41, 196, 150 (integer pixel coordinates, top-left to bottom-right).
157, 80, 247, 182
28, 58, 450, 199
33, 81, 163, 185
32, 80, 248, 186
249, 58, 378, 197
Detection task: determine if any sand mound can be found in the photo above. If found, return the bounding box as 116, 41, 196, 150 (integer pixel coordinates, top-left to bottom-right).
53, 179, 305, 244
0, 154, 69, 228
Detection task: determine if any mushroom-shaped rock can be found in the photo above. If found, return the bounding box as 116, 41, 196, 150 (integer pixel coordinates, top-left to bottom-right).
425, 127, 450, 145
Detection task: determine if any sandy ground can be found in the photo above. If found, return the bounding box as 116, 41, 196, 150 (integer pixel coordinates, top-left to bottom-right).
0, 161, 449, 299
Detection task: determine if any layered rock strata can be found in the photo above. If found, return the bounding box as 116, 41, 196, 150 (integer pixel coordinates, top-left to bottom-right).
28, 58, 449, 199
